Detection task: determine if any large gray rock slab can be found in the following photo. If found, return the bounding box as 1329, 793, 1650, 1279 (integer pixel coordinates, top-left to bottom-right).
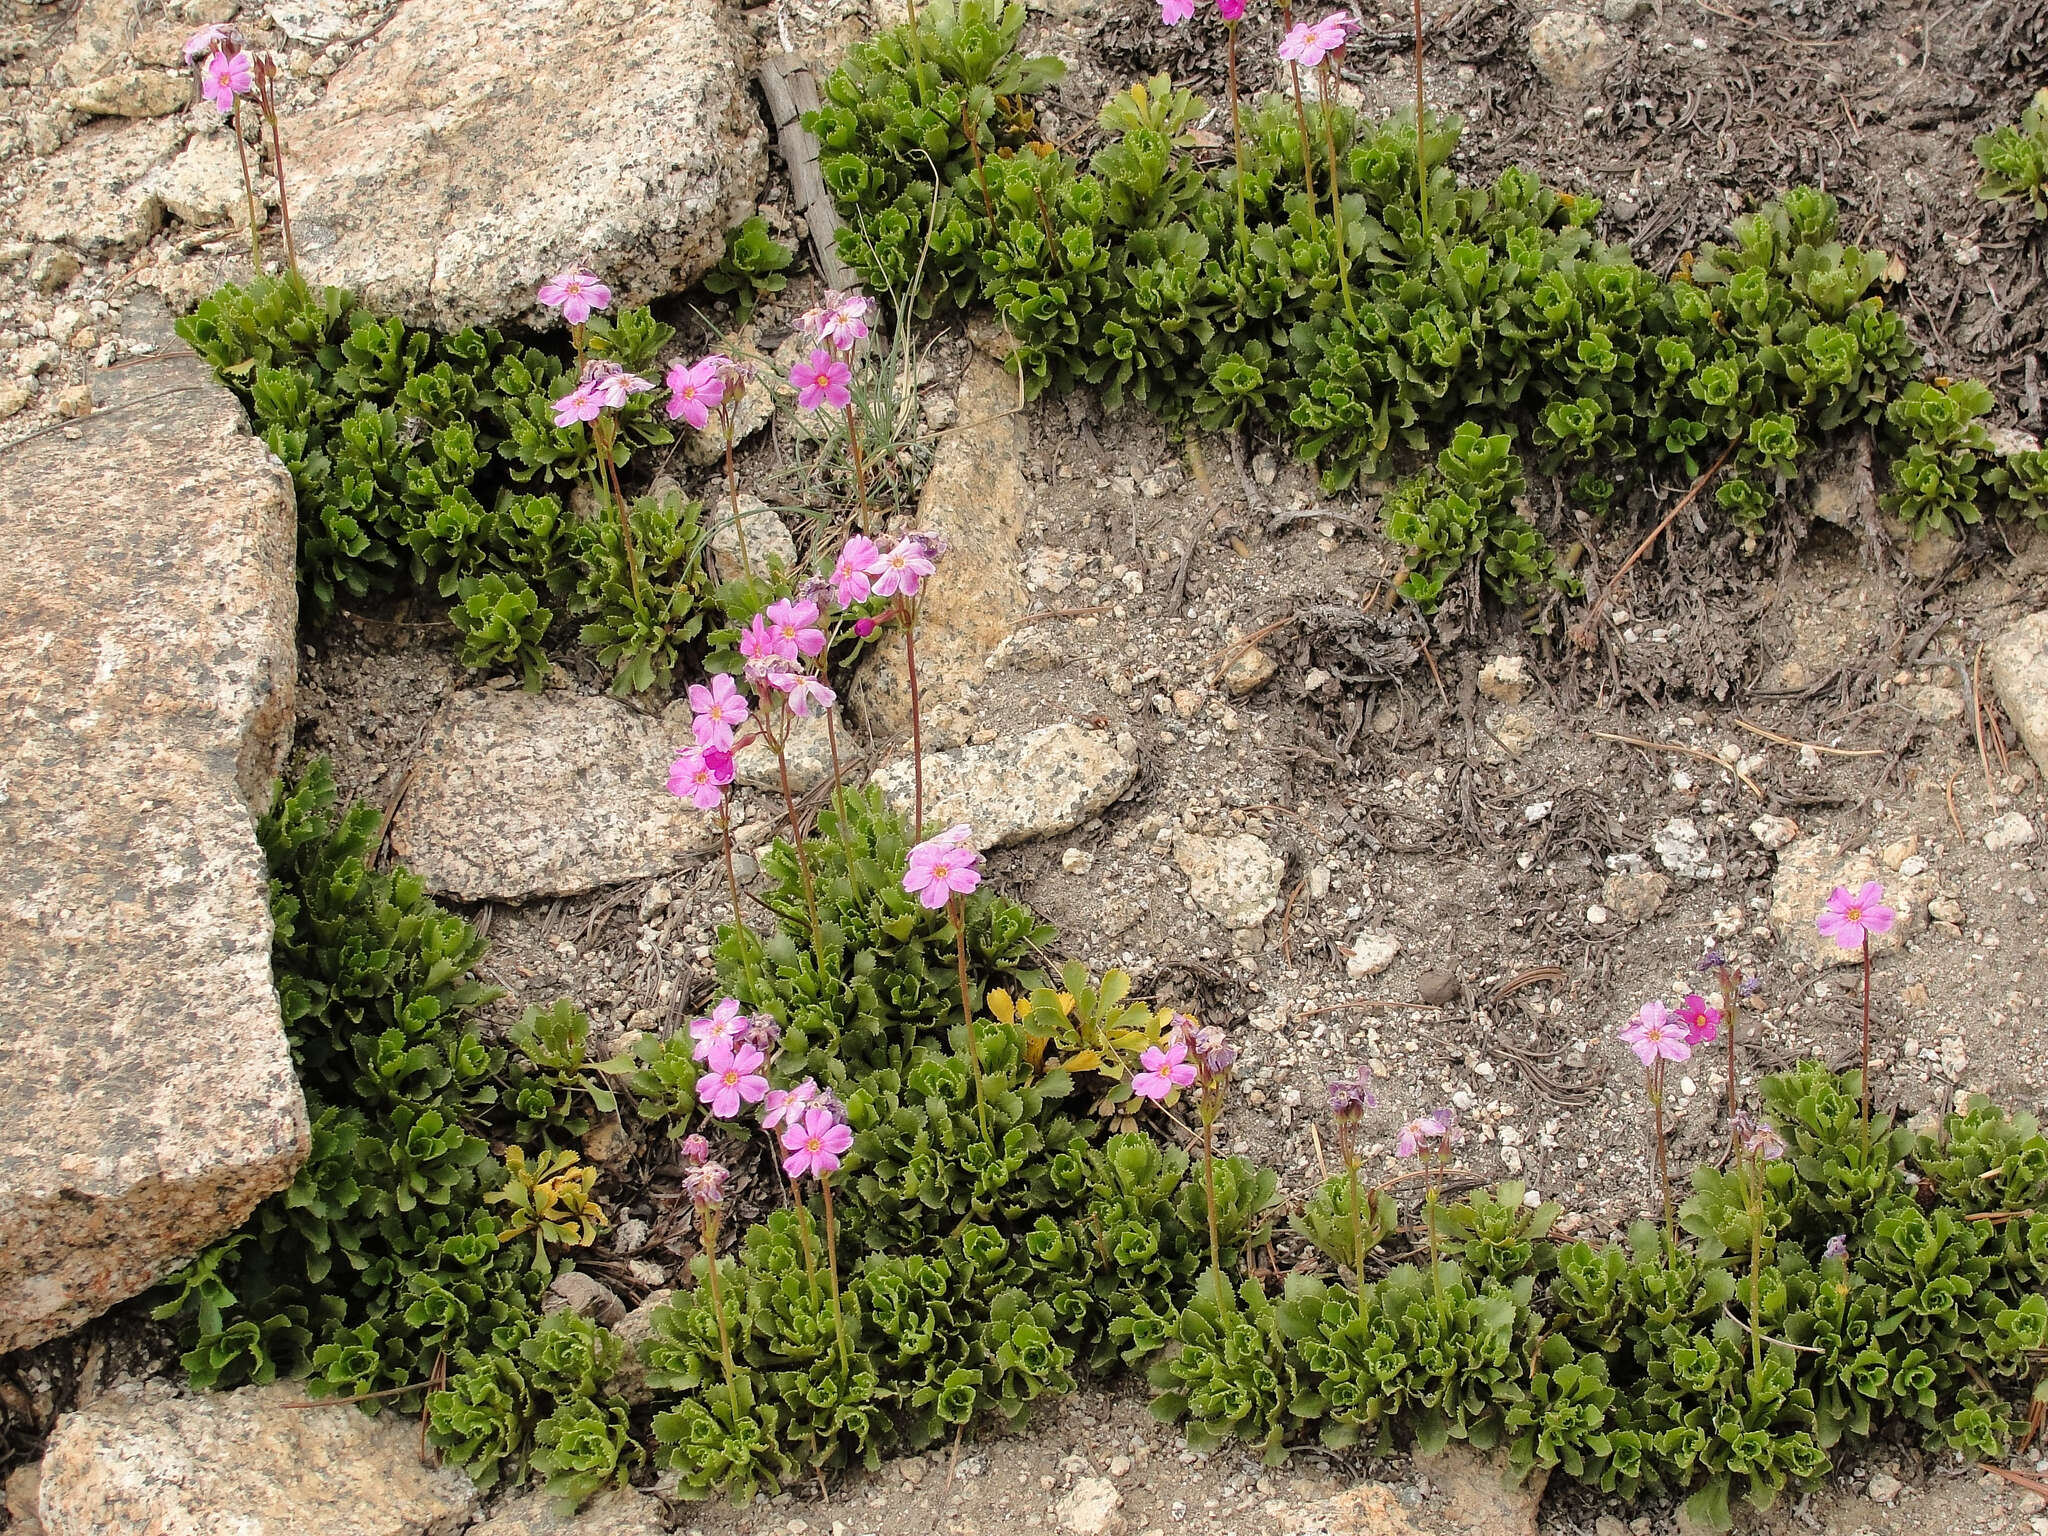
390, 689, 718, 902
0, 299, 307, 1354
869, 722, 1135, 847
286, 0, 768, 330
1988, 611, 2048, 779
852, 355, 1031, 750
35, 1381, 479, 1536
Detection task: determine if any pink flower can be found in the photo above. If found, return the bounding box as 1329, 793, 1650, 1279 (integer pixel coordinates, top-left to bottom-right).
866, 537, 936, 600
552, 381, 602, 429
801, 291, 873, 351
902, 825, 984, 909
781, 1106, 854, 1180
1216, 0, 1246, 18
678, 1133, 713, 1164
738, 613, 789, 668
683, 1159, 730, 1210
1160, 0, 1196, 21
1395, 1107, 1458, 1159
200, 46, 253, 112
537, 268, 612, 326
1131, 1038, 1196, 1101
854, 616, 879, 639
760, 1077, 823, 1134
1278, 10, 1354, 67
1815, 882, 1895, 951
183, 24, 237, 62
665, 357, 726, 430
584, 360, 654, 410
667, 745, 733, 811
688, 997, 749, 1062
832, 536, 880, 606
688, 673, 750, 749
771, 671, 837, 718
790, 348, 851, 412
1619, 1000, 1693, 1068
696, 1039, 770, 1119
764, 598, 827, 659
1676, 992, 1721, 1047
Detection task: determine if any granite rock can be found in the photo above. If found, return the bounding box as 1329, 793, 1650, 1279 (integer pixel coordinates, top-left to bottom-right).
9, 118, 184, 257
1988, 611, 2048, 778
0, 298, 305, 1354
389, 690, 718, 902
868, 723, 1136, 847
1769, 842, 1930, 969
1174, 832, 1285, 930
467, 1486, 667, 1536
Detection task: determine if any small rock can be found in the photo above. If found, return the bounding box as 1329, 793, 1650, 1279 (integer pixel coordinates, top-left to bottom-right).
1477, 654, 1529, 705
607, 1288, 671, 1407
1601, 0, 1651, 18
6, 1462, 43, 1536
1653, 817, 1713, 879
1417, 969, 1460, 1006
1929, 893, 1965, 925
1586, 903, 1610, 925
546, 1270, 627, 1327
1346, 930, 1400, 978
1173, 831, 1285, 929
63, 69, 192, 118
1222, 646, 1278, 696
1107, 1455, 1132, 1477
1054, 1477, 1122, 1536
1988, 612, 2048, 777
1062, 847, 1094, 875
871, 723, 1136, 848
0, 380, 32, 421
989, 628, 1064, 674
1253, 450, 1277, 487
1899, 684, 1964, 723
1528, 10, 1617, 91
53, 385, 94, 419
1307, 863, 1331, 899
898, 1456, 927, 1487
1866, 1471, 1903, 1505
1594, 1518, 1629, 1536
1492, 710, 1536, 757
1601, 870, 1670, 924
1171, 688, 1202, 721
1983, 811, 2036, 852
1881, 835, 1920, 870
1749, 814, 1798, 851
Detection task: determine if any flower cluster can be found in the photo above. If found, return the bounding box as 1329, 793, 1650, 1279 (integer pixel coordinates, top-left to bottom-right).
1394, 1106, 1459, 1160
1620, 994, 1718, 1067
1276, 10, 1357, 66
785, 290, 873, 413
902, 824, 984, 910
187, 25, 253, 112
552, 359, 656, 427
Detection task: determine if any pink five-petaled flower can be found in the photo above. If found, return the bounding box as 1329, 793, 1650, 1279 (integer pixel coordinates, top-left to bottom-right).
1130, 1038, 1197, 1102
1395, 1107, 1458, 1159
687, 998, 749, 1063
772, 671, 837, 719
902, 825, 984, 910
537, 268, 612, 325
1159, 0, 1196, 22
1676, 992, 1721, 1047
764, 597, 828, 659
789, 348, 852, 412
667, 744, 734, 812
583, 360, 654, 410
832, 535, 880, 607
664, 357, 727, 430
1619, 999, 1693, 1068
696, 1039, 770, 1119
737, 612, 789, 671
551, 380, 602, 429
1815, 882, 1895, 951
760, 1077, 823, 1134
781, 1106, 854, 1180
866, 537, 936, 600
802, 291, 873, 351
687, 672, 750, 750
183, 24, 237, 62
1216, 0, 1246, 18
200, 46, 253, 112
1277, 10, 1355, 67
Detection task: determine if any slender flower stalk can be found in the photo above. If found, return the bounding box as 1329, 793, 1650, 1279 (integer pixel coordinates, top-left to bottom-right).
1396, 1107, 1458, 1294
905, 826, 989, 1135
1328, 1071, 1376, 1285
767, 702, 824, 949
1226, 19, 1248, 240
1621, 1001, 1692, 1249
231, 100, 263, 269
1179, 1016, 1239, 1314
1412, 0, 1429, 242
1731, 1112, 1785, 1389
866, 533, 939, 837
1816, 882, 1895, 1141
1279, 12, 1357, 303
682, 1151, 742, 1415
187, 30, 262, 271
781, 1106, 855, 1369
250, 55, 297, 276
1315, 57, 1358, 322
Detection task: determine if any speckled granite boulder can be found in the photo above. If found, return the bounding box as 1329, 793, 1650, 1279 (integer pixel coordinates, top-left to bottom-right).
0, 299, 307, 1354
284, 0, 768, 329
389, 689, 718, 902
869, 722, 1135, 847
467, 1485, 666, 1536
35, 1381, 478, 1536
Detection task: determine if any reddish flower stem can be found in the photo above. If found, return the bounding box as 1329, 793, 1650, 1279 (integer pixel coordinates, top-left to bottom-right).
948, 892, 989, 1137
904, 607, 926, 840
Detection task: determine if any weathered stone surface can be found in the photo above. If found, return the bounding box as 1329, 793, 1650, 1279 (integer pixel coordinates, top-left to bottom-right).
469, 1486, 666, 1536
1173, 832, 1285, 930
284, 0, 767, 330
0, 298, 305, 1354
1769, 842, 1931, 969
8, 118, 182, 256
707, 491, 800, 584
1527, 10, 1616, 90
144, 131, 259, 228
1054, 1476, 1122, 1535
728, 707, 838, 796
853, 355, 1031, 750
62, 69, 192, 118
1346, 929, 1400, 978
36, 1381, 478, 1536
1601, 869, 1670, 923
1423, 1443, 1546, 1536
681, 380, 775, 467
390, 690, 718, 902
869, 723, 1135, 847
609, 1287, 672, 1407
1988, 611, 2048, 777
1221, 645, 1277, 696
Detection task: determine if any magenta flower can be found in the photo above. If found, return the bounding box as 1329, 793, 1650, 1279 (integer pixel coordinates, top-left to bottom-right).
200, 46, 253, 112
688, 997, 749, 1062
1676, 992, 1721, 1047
831, 535, 880, 607
902, 825, 984, 909
764, 598, 828, 659
1277, 10, 1354, 66
1815, 882, 1895, 951
537, 268, 612, 325
781, 1106, 854, 1180
1620, 1000, 1693, 1068
790, 348, 852, 412
665, 357, 726, 430
866, 537, 936, 600
696, 1039, 770, 1119
183, 24, 237, 62
688, 673, 750, 750
683, 1159, 730, 1210
667, 745, 733, 811
1131, 1038, 1197, 1101
760, 1077, 822, 1134
1395, 1107, 1458, 1159
854, 616, 879, 639
1160, 0, 1196, 21
552, 381, 602, 429
1216, 0, 1246, 17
